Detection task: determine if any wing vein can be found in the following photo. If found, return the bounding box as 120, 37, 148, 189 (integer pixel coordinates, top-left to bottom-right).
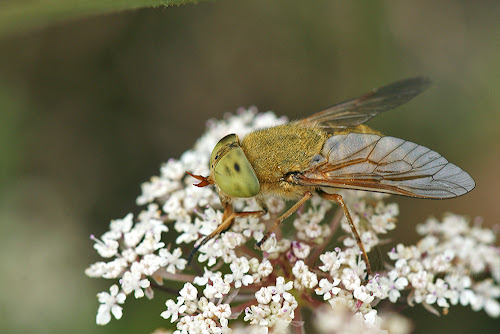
298, 133, 474, 199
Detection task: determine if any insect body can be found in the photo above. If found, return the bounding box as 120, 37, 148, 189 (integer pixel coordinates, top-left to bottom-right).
188, 77, 475, 275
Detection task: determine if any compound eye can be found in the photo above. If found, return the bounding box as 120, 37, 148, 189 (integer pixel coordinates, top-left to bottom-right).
214, 147, 260, 198
211, 134, 238, 166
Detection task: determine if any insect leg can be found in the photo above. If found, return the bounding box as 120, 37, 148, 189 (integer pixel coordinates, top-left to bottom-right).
318, 192, 371, 277
187, 202, 265, 264
256, 191, 313, 248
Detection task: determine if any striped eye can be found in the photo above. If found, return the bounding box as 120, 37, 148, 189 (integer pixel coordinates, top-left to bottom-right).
210, 134, 260, 198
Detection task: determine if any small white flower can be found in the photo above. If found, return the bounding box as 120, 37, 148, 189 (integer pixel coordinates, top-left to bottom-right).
137, 203, 161, 221
315, 278, 341, 300
425, 249, 454, 272
159, 247, 188, 273
213, 303, 232, 319
179, 282, 198, 301
221, 232, 245, 249
257, 259, 273, 278
270, 276, 294, 303
94, 257, 127, 279
120, 267, 150, 298
161, 297, 186, 322
198, 239, 223, 267
197, 296, 209, 312
470, 225, 495, 244
388, 244, 421, 261
256, 287, 273, 304
123, 228, 144, 249
409, 270, 432, 291
329, 290, 355, 309
292, 260, 318, 289
425, 278, 450, 308
110, 213, 134, 235
470, 279, 500, 317
196, 207, 223, 237
204, 301, 216, 318
394, 258, 411, 277
445, 274, 475, 306
225, 257, 254, 288
165, 195, 189, 229
354, 285, 374, 304
292, 260, 308, 280
379, 269, 409, 303
363, 309, 379, 326
135, 229, 165, 255
120, 248, 137, 263
244, 304, 269, 325
301, 271, 319, 289
193, 268, 220, 286
416, 216, 442, 235
291, 241, 311, 259
441, 214, 470, 237
319, 248, 344, 274
184, 185, 216, 212
203, 277, 230, 299
160, 159, 186, 181
183, 300, 198, 315
370, 211, 397, 234
101, 258, 128, 279
136, 175, 178, 206
342, 268, 361, 291
139, 254, 163, 276
85, 262, 107, 278
96, 285, 126, 325
92, 235, 119, 258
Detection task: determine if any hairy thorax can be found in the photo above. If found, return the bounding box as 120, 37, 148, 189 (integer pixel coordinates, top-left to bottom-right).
240, 123, 327, 198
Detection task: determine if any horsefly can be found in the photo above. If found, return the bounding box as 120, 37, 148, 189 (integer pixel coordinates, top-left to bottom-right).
187, 77, 475, 276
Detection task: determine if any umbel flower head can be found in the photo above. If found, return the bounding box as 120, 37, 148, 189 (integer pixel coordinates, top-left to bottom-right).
86, 108, 500, 333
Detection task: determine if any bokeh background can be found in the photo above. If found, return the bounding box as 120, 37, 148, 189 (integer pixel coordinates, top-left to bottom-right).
0, 1, 498, 333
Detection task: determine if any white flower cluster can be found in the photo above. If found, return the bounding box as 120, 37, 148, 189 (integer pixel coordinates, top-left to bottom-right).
86, 108, 500, 333
160, 281, 233, 333
244, 276, 298, 328
386, 213, 500, 317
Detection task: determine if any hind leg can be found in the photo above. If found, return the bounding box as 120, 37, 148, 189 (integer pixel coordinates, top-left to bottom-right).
318, 191, 371, 277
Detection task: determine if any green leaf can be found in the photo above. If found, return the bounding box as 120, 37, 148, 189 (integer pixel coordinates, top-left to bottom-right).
0, 0, 204, 39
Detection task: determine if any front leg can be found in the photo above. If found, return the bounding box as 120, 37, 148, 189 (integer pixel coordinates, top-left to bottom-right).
187, 201, 266, 264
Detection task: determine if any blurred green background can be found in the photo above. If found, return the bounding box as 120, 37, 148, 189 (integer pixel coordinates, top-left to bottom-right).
0, 1, 499, 333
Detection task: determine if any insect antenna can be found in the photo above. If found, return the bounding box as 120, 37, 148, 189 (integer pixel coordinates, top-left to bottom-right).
186, 171, 213, 187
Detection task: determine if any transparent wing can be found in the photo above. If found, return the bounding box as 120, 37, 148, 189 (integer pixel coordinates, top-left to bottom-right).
299, 77, 431, 131
290, 133, 475, 199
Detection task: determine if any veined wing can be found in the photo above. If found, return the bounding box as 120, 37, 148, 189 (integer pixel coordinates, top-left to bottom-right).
289, 133, 475, 198
299, 77, 431, 131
